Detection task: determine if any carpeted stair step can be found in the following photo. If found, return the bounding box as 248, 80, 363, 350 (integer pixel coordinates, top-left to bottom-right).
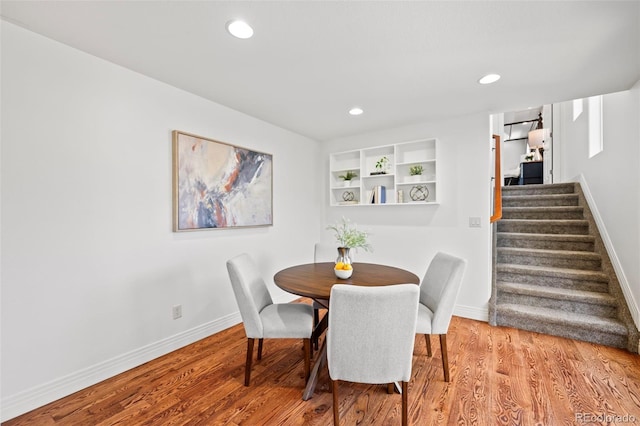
497, 247, 602, 270
493, 182, 638, 352
497, 282, 618, 317
502, 183, 576, 196
497, 219, 589, 235
502, 193, 579, 208
502, 206, 584, 220
495, 303, 628, 349
496, 263, 609, 292
497, 232, 595, 251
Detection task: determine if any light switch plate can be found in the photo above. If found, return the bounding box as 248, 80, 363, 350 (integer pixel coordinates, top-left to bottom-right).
469, 217, 481, 228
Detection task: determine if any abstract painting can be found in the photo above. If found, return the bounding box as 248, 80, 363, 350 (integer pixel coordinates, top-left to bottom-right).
172, 131, 273, 231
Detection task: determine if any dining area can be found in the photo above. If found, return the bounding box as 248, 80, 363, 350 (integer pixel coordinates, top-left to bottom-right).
226, 218, 468, 425
6, 243, 639, 425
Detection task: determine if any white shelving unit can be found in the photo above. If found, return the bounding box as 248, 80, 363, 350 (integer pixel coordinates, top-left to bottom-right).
329, 138, 438, 206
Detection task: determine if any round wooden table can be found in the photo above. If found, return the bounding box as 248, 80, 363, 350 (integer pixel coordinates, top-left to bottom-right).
274, 262, 420, 301
273, 261, 420, 400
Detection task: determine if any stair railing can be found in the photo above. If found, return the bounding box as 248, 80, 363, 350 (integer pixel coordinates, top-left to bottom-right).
490, 134, 502, 223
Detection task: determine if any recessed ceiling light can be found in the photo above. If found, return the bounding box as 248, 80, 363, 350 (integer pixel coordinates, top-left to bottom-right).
349, 107, 364, 116
479, 73, 501, 85
226, 20, 254, 39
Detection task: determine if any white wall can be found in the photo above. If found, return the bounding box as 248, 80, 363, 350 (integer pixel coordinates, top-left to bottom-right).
555, 82, 640, 327
1, 22, 322, 419
319, 114, 493, 321
503, 139, 527, 172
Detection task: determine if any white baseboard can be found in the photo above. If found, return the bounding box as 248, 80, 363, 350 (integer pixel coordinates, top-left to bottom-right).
455, 304, 488, 322
1, 312, 242, 422
577, 175, 640, 328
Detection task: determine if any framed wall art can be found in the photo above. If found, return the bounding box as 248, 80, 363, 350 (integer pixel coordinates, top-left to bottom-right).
172, 130, 273, 231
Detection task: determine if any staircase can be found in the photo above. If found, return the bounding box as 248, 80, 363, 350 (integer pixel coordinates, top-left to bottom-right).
490, 182, 639, 352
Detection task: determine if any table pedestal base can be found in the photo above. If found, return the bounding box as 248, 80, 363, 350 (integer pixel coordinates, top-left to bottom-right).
303, 340, 327, 400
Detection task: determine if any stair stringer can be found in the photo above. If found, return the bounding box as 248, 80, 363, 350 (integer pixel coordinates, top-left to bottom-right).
489, 220, 498, 326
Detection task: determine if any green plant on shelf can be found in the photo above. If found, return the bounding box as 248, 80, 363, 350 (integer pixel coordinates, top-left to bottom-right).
338, 170, 358, 181
409, 164, 424, 176
373, 156, 389, 174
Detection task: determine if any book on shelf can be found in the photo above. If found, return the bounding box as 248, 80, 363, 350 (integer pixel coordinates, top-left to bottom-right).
378, 185, 386, 203
369, 185, 386, 204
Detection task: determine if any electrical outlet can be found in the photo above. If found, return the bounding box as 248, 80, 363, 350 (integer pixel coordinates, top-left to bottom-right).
469, 217, 482, 228
172, 304, 182, 320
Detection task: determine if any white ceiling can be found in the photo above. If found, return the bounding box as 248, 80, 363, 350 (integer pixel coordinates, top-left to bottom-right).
2, 1, 638, 141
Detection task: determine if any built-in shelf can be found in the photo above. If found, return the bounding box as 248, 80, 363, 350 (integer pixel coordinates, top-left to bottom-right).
329, 138, 438, 206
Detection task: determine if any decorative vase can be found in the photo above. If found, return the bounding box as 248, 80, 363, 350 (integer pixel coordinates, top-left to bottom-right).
334, 247, 353, 279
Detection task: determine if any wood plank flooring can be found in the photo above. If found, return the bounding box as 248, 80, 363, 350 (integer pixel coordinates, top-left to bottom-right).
4, 304, 640, 425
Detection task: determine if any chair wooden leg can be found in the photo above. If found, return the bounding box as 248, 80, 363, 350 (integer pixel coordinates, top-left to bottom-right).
439, 334, 450, 382
387, 383, 394, 394
331, 379, 340, 426
302, 338, 314, 359
401, 381, 408, 426
313, 309, 320, 350
424, 334, 432, 357
245, 338, 255, 386
303, 338, 311, 381
257, 338, 263, 360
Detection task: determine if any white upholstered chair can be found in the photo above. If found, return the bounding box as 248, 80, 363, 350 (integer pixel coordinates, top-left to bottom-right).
314, 242, 337, 263
311, 243, 336, 346
416, 252, 467, 382
328, 284, 419, 426
226, 253, 314, 386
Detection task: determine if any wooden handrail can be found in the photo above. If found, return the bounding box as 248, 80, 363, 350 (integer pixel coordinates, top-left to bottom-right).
490, 134, 502, 223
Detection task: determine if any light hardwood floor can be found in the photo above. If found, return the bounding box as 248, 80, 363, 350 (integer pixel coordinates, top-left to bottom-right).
4, 304, 640, 425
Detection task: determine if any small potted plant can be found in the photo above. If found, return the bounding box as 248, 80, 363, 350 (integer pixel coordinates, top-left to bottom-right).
409, 164, 424, 182
372, 156, 390, 175
338, 170, 358, 187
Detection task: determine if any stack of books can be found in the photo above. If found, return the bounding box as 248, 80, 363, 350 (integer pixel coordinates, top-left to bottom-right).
368, 185, 386, 204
